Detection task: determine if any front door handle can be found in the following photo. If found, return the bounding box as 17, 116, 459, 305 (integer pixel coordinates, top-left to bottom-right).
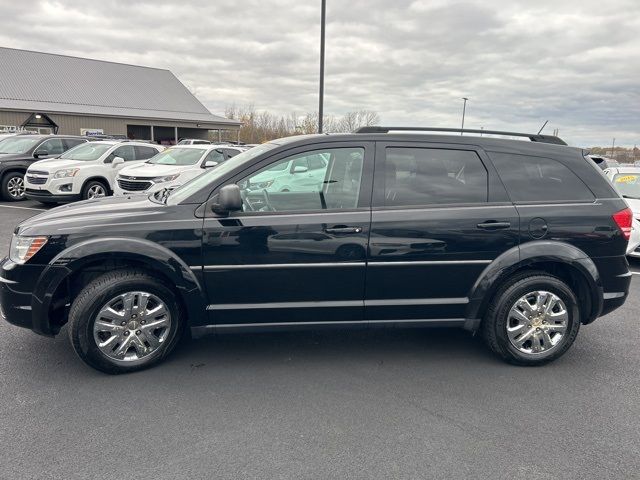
477, 221, 511, 230
325, 225, 363, 234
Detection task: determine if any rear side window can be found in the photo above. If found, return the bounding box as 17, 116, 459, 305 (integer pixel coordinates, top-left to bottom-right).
378, 147, 488, 207
491, 153, 594, 203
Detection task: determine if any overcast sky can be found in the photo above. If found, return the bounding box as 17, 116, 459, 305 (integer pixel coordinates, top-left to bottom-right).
1, 0, 639, 147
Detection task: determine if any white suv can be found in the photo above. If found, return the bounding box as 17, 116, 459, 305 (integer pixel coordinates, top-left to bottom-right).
24, 141, 164, 204
114, 144, 245, 196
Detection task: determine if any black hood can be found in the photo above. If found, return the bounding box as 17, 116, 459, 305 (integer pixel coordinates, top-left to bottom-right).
0, 153, 30, 162
17, 195, 186, 236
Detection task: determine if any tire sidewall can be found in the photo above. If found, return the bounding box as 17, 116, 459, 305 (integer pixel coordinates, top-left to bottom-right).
82, 180, 108, 200
2, 172, 25, 201
71, 275, 182, 373
492, 277, 580, 363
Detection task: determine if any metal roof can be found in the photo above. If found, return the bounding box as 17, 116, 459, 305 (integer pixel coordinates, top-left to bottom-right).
0, 47, 240, 127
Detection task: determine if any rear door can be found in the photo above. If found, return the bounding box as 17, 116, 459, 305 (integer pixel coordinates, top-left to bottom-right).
365, 141, 519, 322
199, 141, 374, 327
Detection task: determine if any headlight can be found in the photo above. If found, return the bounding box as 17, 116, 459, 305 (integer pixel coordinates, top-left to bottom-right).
53, 168, 80, 179
9, 235, 48, 264
152, 174, 180, 183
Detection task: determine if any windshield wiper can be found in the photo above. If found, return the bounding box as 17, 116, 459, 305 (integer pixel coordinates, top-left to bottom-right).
622, 194, 640, 200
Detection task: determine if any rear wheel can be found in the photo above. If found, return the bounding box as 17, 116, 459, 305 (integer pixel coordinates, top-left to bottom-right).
68, 270, 184, 374
481, 272, 580, 365
1, 172, 26, 201
81, 180, 108, 200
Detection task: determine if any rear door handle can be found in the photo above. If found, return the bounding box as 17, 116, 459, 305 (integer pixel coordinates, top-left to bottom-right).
477, 221, 511, 230
325, 225, 363, 234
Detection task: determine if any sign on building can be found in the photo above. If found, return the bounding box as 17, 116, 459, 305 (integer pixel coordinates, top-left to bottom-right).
81, 128, 104, 136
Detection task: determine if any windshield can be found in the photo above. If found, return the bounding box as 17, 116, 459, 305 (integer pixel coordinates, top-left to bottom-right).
0, 136, 41, 154
613, 173, 640, 199
167, 142, 279, 205
59, 143, 113, 161
148, 148, 206, 166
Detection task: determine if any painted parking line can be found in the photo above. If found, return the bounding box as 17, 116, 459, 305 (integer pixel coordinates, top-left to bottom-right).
0, 204, 46, 212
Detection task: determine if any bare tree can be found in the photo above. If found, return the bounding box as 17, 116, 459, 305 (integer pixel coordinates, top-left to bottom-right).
218, 106, 381, 143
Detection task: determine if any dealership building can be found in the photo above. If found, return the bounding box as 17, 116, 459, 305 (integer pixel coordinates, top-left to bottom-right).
0, 47, 241, 144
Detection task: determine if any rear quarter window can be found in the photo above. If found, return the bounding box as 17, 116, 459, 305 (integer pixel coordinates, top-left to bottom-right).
490, 152, 595, 203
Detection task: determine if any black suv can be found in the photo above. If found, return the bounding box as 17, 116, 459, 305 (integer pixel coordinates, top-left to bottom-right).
0, 134, 88, 200
0, 127, 632, 373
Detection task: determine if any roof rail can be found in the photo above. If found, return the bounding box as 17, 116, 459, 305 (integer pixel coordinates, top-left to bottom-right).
354, 126, 567, 146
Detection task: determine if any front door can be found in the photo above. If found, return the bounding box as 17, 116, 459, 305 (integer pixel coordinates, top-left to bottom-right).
200, 142, 374, 327
365, 142, 520, 322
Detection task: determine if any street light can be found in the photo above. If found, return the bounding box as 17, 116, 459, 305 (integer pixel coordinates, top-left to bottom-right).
318, 0, 326, 133
460, 97, 468, 135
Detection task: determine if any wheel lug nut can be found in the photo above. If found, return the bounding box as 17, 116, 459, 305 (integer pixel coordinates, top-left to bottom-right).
140, 320, 145, 325
136, 330, 141, 335
124, 331, 130, 336
132, 314, 137, 318
121, 321, 126, 326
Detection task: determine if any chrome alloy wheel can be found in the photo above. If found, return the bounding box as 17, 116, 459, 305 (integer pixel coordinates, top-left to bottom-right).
93, 291, 172, 363
87, 184, 106, 199
506, 290, 568, 355
7, 176, 25, 199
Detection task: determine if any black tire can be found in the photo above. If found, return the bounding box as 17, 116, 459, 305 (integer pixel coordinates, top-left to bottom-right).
1, 171, 26, 201
481, 271, 580, 366
68, 269, 184, 374
81, 179, 109, 200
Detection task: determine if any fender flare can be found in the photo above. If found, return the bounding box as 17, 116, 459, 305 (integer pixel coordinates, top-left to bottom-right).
31, 237, 206, 335
465, 241, 602, 329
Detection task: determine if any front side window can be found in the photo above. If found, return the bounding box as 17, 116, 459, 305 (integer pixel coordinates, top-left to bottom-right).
38, 138, 65, 155
135, 146, 160, 160
237, 147, 364, 212
204, 149, 225, 164
491, 153, 595, 203
108, 145, 137, 161
148, 148, 206, 166
380, 147, 488, 207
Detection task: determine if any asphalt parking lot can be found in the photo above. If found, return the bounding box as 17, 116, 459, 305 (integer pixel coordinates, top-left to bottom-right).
1, 200, 639, 479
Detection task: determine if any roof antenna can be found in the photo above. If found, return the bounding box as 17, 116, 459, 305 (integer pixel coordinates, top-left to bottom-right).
537, 120, 549, 135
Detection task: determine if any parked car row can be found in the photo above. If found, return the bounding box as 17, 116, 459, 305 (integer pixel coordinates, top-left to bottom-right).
0, 133, 249, 203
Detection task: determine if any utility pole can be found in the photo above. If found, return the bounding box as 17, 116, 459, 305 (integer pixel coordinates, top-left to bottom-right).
318, 0, 326, 133
611, 138, 616, 159
460, 97, 468, 134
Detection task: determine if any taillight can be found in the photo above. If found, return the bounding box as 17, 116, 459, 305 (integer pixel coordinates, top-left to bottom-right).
612, 208, 633, 241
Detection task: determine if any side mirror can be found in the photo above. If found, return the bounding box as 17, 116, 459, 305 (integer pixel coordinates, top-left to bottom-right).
33, 149, 48, 158
203, 160, 219, 168
212, 184, 242, 215
292, 165, 308, 174
111, 157, 125, 166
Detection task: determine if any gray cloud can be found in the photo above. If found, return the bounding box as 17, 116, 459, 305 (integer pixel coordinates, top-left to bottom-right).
0, 0, 638, 146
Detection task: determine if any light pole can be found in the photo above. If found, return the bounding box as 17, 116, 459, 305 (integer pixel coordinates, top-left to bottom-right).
460, 97, 468, 135
318, 0, 326, 133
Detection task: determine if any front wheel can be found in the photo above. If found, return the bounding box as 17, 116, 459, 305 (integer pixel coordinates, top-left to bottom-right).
68, 270, 184, 374
481, 272, 580, 365
1, 172, 26, 201
81, 180, 109, 200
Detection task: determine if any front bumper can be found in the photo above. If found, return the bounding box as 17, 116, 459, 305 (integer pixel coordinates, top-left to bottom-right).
25, 189, 80, 203
0, 257, 57, 336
